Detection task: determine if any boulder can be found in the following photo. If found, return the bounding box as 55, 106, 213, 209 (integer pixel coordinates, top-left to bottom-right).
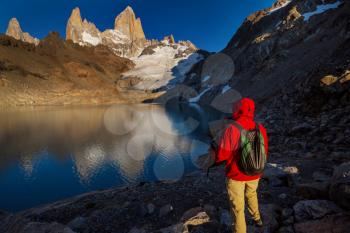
219, 209, 232, 227
260, 204, 281, 232
296, 182, 329, 199
293, 200, 342, 222
159, 204, 174, 217
329, 162, 350, 210
294, 213, 350, 233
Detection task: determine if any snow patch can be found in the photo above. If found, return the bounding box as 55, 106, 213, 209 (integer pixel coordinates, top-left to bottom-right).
103, 29, 130, 44
123, 44, 203, 90
201, 76, 210, 83
275, 21, 282, 28
82, 31, 101, 46
189, 87, 212, 103
302, 1, 342, 21
221, 85, 231, 94
267, 0, 291, 15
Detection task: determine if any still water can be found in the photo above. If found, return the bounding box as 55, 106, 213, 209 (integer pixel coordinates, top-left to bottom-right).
0, 103, 224, 212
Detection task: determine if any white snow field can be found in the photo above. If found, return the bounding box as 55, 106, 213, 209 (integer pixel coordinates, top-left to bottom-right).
81, 31, 101, 46
123, 44, 203, 90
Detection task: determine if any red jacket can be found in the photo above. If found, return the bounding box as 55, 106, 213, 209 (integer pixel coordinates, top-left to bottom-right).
216, 98, 268, 181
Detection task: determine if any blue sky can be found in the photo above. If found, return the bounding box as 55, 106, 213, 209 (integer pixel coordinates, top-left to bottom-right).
0, 0, 275, 52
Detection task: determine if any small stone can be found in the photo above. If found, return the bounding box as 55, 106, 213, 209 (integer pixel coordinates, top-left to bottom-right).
279, 193, 287, 199
219, 209, 233, 227
283, 166, 299, 174
159, 204, 174, 217
147, 203, 155, 214
184, 211, 210, 226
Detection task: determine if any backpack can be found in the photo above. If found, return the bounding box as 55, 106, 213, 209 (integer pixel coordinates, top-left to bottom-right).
233, 122, 267, 176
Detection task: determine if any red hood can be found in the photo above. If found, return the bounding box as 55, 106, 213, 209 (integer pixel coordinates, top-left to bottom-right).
232, 98, 255, 121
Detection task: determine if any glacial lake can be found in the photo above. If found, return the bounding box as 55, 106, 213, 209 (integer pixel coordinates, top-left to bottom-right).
0, 103, 225, 212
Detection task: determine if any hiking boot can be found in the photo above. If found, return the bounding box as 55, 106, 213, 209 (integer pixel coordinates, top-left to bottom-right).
254, 219, 263, 227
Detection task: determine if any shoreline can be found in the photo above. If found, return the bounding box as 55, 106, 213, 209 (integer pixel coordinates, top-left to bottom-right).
1, 156, 349, 233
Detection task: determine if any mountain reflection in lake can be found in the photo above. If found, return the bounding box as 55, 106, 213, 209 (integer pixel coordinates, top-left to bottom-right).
0, 104, 223, 211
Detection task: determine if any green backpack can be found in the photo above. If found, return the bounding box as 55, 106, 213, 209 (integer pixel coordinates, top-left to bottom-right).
234, 122, 267, 176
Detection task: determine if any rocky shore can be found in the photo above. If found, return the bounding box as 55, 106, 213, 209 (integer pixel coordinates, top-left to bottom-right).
1, 152, 349, 233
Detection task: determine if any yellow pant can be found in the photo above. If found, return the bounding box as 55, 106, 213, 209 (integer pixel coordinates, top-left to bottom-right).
227, 179, 261, 233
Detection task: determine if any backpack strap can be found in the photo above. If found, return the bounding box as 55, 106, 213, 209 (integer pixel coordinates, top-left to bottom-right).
231, 121, 243, 132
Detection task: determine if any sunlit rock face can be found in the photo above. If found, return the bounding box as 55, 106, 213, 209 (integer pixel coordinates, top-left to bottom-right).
66, 6, 147, 57
6, 18, 39, 45
114, 6, 146, 43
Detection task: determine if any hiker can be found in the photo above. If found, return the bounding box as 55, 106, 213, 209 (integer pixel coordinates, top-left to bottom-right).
215, 98, 268, 233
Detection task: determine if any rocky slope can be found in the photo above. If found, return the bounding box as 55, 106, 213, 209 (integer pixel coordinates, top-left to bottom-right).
177, 0, 349, 106
0, 32, 160, 106
66, 6, 147, 57
6, 18, 39, 45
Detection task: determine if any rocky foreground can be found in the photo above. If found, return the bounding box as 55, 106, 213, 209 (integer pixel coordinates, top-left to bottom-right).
0, 149, 349, 233
0, 97, 350, 233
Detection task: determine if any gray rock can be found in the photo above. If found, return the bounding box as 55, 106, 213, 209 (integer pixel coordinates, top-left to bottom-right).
283, 167, 299, 175
296, 182, 329, 199
159, 204, 174, 217
312, 171, 331, 182
329, 162, 350, 210
293, 200, 342, 222
260, 204, 281, 233
278, 193, 287, 199
219, 209, 232, 227
67, 216, 86, 231
181, 207, 204, 222
147, 203, 156, 214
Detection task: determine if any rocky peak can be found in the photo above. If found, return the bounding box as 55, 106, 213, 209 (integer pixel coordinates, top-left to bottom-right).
66, 7, 101, 45
163, 35, 175, 44
114, 6, 146, 42
6, 18, 39, 45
